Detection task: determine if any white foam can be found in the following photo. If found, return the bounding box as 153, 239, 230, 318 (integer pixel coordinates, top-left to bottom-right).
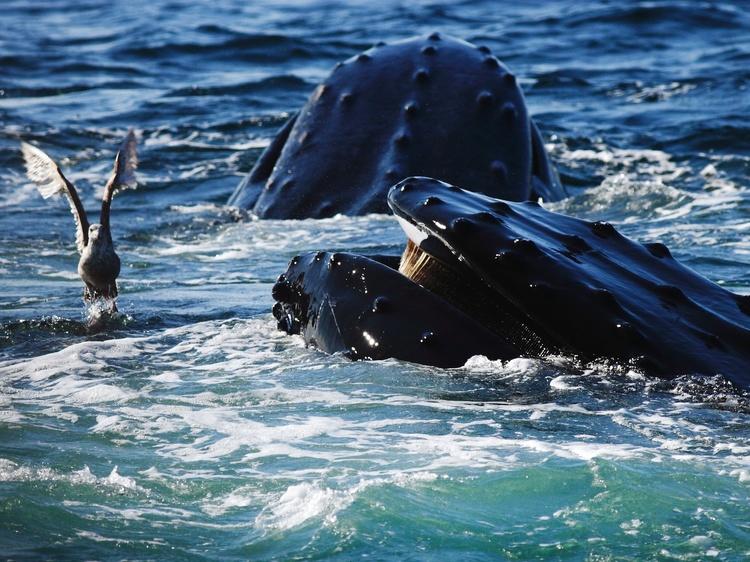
620, 518, 642, 536
613, 81, 696, 104
688, 535, 712, 546
156, 409, 348, 463
3, 311, 749, 527
255, 482, 343, 530
549, 375, 582, 391
461, 355, 544, 378
202, 485, 264, 517
0, 336, 147, 381
729, 469, 750, 483
0, 459, 142, 492
547, 139, 746, 230
146, 212, 399, 266
255, 471, 439, 532
395, 432, 642, 469
462, 355, 505, 371
553, 143, 688, 180
102, 466, 138, 490
150, 372, 182, 383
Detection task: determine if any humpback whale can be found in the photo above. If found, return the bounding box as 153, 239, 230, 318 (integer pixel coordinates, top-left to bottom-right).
272, 177, 750, 388
229, 34, 566, 218
21, 131, 138, 312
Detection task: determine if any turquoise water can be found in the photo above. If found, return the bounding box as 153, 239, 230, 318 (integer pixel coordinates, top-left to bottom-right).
1, 0, 750, 559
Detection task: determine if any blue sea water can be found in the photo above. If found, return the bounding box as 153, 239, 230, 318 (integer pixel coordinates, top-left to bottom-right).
1, 0, 749, 559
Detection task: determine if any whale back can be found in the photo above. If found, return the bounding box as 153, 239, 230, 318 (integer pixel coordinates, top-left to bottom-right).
231, 34, 565, 218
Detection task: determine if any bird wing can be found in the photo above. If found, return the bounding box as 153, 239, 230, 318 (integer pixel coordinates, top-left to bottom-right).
100, 129, 138, 228
21, 141, 90, 253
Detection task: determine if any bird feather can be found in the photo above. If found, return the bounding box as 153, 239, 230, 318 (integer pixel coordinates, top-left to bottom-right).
21, 141, 90, 253
100, 130, 138, 228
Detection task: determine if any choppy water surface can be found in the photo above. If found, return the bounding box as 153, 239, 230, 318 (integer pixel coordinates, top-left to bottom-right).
1, 0, 749, 559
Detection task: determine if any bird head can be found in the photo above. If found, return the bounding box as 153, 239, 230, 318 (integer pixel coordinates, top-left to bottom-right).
88, 224, 105, 243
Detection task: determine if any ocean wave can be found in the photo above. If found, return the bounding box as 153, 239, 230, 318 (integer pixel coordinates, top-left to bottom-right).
562, 3, 744, 30
164, 75, 310, 98
118, 33, 316, 62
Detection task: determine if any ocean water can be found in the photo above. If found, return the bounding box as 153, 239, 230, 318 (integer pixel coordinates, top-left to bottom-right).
1, 0, 749, 559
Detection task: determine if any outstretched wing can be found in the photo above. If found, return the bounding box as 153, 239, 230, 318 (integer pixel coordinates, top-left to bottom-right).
21, 141, 90, 253
100, 129, 138, 228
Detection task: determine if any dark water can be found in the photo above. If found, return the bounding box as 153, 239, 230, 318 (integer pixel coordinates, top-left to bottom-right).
1, 0, 749, 559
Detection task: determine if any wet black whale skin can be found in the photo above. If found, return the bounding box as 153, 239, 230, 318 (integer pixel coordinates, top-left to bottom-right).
273, 177, 750, 387
272, 252, 516, 367
229, 33, 565, 218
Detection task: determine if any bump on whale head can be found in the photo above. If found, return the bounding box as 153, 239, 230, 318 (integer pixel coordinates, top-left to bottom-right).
230, 33, 565, 218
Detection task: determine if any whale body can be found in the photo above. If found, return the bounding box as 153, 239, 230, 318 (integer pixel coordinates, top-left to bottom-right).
272, 177, 750, 388
229, 34, 565, 218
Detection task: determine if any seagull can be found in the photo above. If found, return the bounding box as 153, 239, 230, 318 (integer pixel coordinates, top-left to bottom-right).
21, 131, 137, 313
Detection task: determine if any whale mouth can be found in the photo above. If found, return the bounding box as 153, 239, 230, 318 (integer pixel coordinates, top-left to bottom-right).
271, 175, 750, 383
392, 204, 552, 358
272, 175, 750, 383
